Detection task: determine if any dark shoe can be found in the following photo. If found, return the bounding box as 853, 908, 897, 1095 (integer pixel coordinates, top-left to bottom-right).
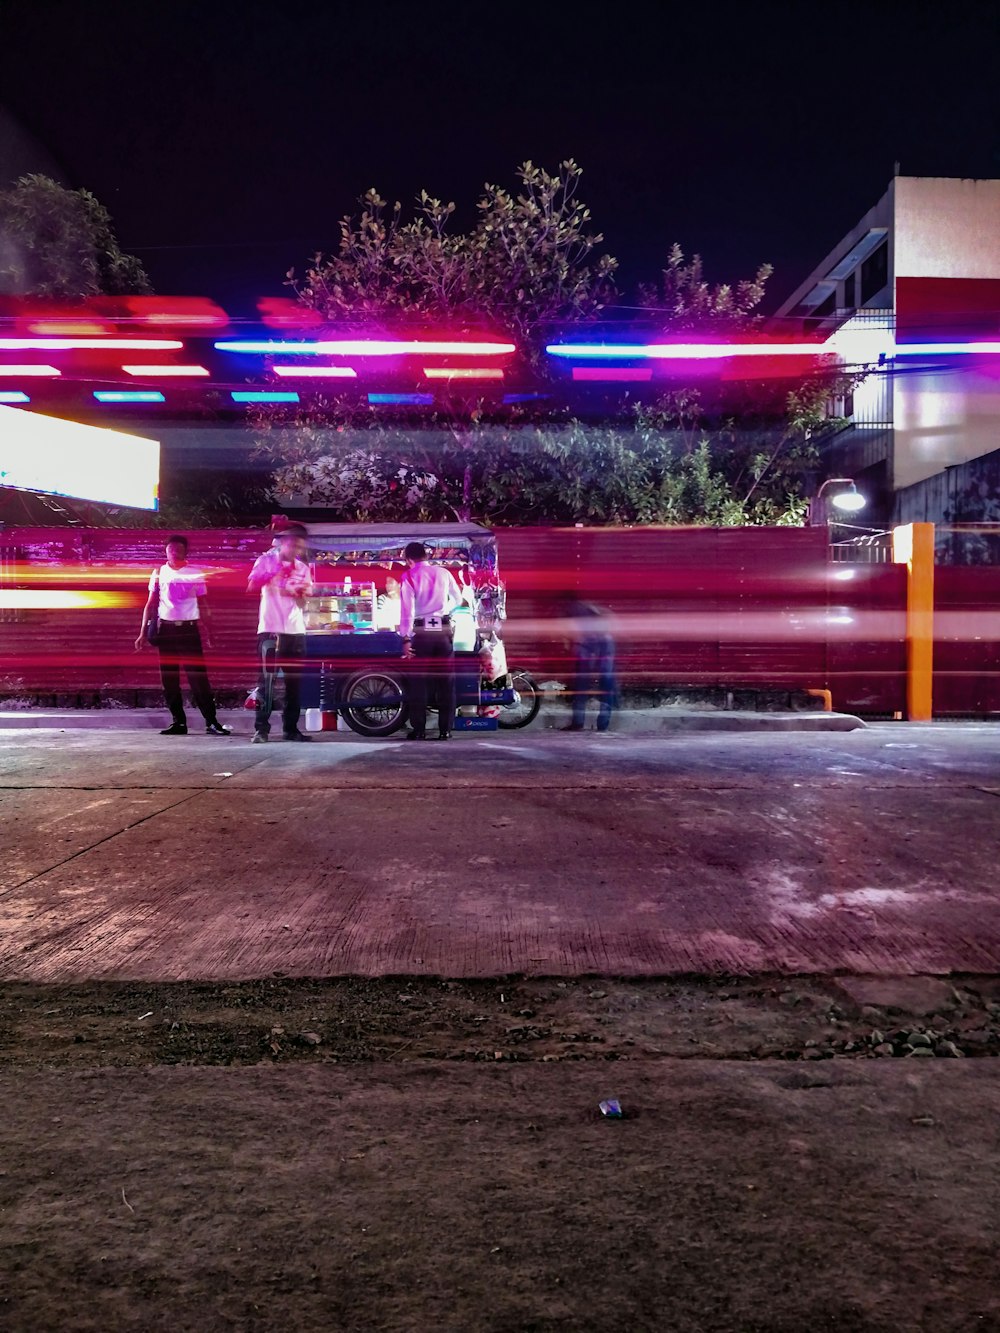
406, 730, 427, 741
437, 731, 452, 740
281, 730, 312, 742
206, 722, 232, 736
560, 723, 585, 732
251, 730, 268, 744
160, 723, 187, 736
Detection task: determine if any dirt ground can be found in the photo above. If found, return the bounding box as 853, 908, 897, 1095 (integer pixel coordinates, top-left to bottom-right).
5, 721, 1000, 1328
3, 975, 1000, 1333
3, 972, 1000, 1070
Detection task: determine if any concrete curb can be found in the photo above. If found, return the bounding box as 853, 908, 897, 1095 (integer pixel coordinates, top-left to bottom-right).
0, 706, 866, 734
538, 707, 866, 734
0, 708, 252, 732
548, 710, 866, 734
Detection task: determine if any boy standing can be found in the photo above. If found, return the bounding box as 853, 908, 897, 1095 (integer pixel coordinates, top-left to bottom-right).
247, 524, 313, 742
135, 535, 231, 736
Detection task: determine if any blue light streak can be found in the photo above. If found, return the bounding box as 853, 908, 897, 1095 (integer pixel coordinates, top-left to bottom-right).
367, 393, 434, 406
231, 391, 301, 403
93, 391, 166, 403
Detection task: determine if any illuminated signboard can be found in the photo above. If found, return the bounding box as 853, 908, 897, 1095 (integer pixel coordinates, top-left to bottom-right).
0, 405, 159, 510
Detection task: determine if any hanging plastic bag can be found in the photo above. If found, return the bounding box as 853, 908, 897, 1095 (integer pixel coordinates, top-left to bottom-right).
479, 635, 508, 683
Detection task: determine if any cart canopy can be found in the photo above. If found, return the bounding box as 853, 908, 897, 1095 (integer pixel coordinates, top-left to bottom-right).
303, 522, 496, 567
304, 523, 492, 542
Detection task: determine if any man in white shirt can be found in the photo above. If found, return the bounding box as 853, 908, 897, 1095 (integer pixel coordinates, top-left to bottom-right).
399, 540, 463, 740
135, 535, 231, 736
247, 524, 314, 742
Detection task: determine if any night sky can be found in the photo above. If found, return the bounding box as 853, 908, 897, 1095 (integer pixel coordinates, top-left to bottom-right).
2, 0, 999, 316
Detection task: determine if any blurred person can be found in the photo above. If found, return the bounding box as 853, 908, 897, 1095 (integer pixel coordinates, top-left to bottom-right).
247, 523, 313, 742
135, 535, 231, 737
561, 593, 617, 733
399, 541, 462, 741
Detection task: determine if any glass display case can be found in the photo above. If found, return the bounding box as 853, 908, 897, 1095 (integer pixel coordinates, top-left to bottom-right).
304, 581, 377, 634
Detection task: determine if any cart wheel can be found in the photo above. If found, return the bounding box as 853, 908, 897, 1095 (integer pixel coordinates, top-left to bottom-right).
496, 670, 541, 729
340, 669, 409, 737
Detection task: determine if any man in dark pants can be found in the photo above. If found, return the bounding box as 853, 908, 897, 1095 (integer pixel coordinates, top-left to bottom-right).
247, 524, 313, 742
399, 540, 462, 741
135, 535, 230, 736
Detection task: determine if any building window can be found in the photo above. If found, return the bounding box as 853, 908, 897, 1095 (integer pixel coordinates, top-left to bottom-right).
860, 242, 888, 304
842, 271, 857, 309
826, 389, 854, 420
804, 290, 836, 332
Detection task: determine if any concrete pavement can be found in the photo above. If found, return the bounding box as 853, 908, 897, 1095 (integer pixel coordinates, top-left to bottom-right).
1, 724, 999, 982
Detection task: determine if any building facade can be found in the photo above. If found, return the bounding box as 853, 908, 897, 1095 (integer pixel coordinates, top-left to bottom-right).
775, 176, 1000, 540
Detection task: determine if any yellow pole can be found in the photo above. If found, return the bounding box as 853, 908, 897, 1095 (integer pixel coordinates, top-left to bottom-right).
892, 522, 935, 721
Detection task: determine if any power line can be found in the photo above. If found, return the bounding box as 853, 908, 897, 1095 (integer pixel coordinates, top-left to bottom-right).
128, 240, 319, 252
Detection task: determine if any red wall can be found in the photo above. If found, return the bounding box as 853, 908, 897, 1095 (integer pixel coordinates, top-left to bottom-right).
933, 567, 1000, 716
896, 276, 1000, 339
0, 524, 914, 713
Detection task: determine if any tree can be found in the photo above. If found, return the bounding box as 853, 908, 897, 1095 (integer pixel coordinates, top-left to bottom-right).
0, 174, 151, 298
257, 162, 859, 526
260, 160, 618, 517
637, 243, 773, 330
290, 159, 616, 365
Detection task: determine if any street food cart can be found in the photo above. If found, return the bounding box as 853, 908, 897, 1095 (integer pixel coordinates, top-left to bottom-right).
298, 522, 537, 737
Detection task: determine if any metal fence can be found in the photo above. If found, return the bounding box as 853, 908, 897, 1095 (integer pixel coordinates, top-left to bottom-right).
828, 523, 894, 564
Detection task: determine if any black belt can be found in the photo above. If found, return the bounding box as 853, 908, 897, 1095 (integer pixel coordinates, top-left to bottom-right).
413, 616, 451, 628
161, 619, 199, 627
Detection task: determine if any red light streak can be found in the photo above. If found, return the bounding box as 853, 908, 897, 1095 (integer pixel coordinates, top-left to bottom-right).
121, 297, 229, 328
256, 297, 323, 330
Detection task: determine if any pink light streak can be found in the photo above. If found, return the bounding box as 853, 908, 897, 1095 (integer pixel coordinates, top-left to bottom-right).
572, 367, 653, 382
547, 341, 829, 360
121, 364, 210, 377
324, 339, 514, 357
215, 339, 516, 356
271, 365, 358, 378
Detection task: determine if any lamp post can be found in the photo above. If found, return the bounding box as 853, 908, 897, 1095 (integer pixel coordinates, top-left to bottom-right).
808, 478, 866, 526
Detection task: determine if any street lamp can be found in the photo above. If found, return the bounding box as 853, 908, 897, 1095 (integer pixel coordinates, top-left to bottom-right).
808, 478, 866, 525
